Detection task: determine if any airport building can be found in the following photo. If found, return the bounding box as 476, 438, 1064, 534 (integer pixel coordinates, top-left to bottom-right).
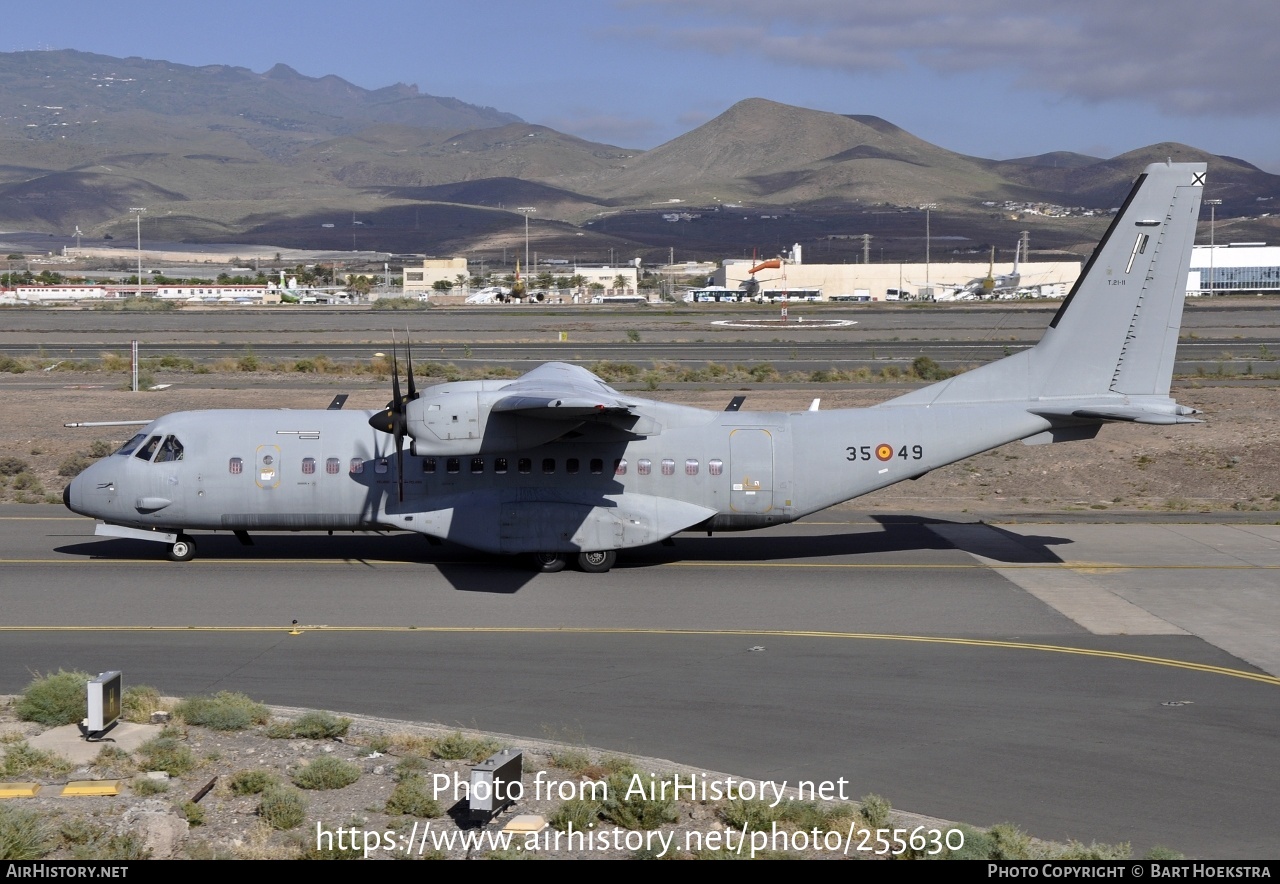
1187, 243, 1280, 295
708, 256, 1081, 301
401, 257, 638, 297
402, 257, 470, 296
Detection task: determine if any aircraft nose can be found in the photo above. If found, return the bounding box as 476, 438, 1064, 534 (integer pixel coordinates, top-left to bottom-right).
63, 467, 94, 516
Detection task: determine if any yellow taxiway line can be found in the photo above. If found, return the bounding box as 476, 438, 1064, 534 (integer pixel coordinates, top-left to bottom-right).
0, 625, 1276, 686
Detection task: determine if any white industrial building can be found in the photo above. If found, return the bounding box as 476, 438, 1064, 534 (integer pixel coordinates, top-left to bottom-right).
709, 255, 1081, 301
1187, 243, 1280, 295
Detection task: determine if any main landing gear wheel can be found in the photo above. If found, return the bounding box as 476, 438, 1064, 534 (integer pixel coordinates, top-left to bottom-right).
531, 552, 567, 573
167, 535, 196, 562
576, 550, 616, 573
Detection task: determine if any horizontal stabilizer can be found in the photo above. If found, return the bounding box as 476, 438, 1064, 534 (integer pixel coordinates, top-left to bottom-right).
1030, 402, 1202, 425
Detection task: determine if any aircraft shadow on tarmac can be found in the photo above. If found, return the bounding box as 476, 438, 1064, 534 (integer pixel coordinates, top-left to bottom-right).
55, 516, 1072, 595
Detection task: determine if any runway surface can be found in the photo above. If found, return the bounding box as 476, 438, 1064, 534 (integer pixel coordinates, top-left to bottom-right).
2, 506, 1277, 858
3, 303, 1278, 376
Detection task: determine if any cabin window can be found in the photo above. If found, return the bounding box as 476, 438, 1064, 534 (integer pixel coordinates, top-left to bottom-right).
447, 458, 460, 474
116, 433, 147, 456
614, 458, 627, 476
542, 458, 556, 474
566, 458, 580, 475
661, 458, 676, 476
495, 457, 508, 474
154, 436, 184, 463
301, 457, 316, 475
518, 458, 532, 474
471, 457, 484, 474
135, 435, 161, 461
375, 459, 389, 474
229, 457, 243, 475
685, 458, 699, 476
590, 458, 603, 475
708, 458, 724, 476
350, 458, 364, 474
637, 458, 651, 476
423, 458, 437, 474
326, 457, 341, 475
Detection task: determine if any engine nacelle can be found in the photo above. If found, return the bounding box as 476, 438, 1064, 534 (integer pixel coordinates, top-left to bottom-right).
406, 388, 580, 455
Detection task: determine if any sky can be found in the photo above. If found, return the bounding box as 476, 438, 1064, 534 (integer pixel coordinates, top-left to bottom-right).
9, 0, 1279, 171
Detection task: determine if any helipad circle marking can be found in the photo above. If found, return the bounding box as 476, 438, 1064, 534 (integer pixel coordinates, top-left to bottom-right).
710, 319, 857, 329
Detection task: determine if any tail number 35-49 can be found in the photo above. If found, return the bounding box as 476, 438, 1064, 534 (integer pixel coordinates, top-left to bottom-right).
847, 444, 923, 462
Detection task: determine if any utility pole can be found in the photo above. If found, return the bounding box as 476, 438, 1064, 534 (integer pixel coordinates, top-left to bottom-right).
517, 207, 535, 278
1204, 199, 1222, 296
129, 207, 146, 298
920, 204, 936, 299
862, 234, 871, 265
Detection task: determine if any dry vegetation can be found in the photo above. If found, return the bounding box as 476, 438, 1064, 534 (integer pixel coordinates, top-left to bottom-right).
1, 691, 1163, 861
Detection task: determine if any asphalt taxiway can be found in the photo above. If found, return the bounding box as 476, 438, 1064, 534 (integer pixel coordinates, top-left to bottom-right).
2, 506, 1277, 858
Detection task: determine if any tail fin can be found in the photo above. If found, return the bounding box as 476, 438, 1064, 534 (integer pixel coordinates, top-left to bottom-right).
885, 162, 1204, 420
1033, 161, 1204, 398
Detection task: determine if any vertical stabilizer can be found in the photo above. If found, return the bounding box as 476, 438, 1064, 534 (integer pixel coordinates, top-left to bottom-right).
882, 163, 1205, 413
1032, 162, 1204, 398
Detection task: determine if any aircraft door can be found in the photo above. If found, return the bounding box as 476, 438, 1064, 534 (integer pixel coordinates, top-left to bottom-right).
729, 428, 774, 513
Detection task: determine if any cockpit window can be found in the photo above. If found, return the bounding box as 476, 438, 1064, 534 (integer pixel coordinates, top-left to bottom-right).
153, 436, 184, 463
134, 436, 161, 461
116, 433, 147, 456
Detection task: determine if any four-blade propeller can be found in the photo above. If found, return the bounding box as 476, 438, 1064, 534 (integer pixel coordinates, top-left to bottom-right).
367, 333, 419, 501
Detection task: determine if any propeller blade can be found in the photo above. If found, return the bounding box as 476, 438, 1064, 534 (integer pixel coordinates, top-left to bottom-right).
390, 332, 402, 410
394, 426, 405, 503
405, 333, 417, 400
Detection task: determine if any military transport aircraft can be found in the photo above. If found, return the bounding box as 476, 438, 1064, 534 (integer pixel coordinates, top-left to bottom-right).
65, 162, 1207, 573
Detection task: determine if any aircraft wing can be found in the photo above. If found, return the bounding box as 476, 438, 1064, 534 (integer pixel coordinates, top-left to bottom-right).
491, 362, 638, 420
492, 395, 633, 418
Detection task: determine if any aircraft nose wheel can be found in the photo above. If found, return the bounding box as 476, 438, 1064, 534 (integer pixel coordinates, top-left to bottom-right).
576, 550, 616, 573
531, 552, 567, 573
167, 535, 196, 562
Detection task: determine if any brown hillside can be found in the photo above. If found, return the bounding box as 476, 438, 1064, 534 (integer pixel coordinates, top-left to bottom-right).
585, 98, 990, 204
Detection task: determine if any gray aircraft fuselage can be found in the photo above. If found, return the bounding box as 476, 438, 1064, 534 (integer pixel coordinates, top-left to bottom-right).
69, 396, 1036, 553
65, 162, 1208, 570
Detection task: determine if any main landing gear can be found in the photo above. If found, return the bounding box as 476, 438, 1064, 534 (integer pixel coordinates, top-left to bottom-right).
576, 550, 616, 573
531, 552, 567, 573
529, 550, 618, 573
166, 534, 196, 562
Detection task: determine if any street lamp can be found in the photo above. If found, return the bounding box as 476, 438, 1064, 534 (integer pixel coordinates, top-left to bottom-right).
129, 207, 146, 298
920, 203, 937, 299
1204, 199, 1222, 296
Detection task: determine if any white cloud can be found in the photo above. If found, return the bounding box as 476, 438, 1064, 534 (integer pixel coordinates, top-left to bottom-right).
623, 0, 1280, 115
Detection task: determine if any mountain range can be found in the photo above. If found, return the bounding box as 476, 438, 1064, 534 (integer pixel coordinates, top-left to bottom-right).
1, 50, 1276, 263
